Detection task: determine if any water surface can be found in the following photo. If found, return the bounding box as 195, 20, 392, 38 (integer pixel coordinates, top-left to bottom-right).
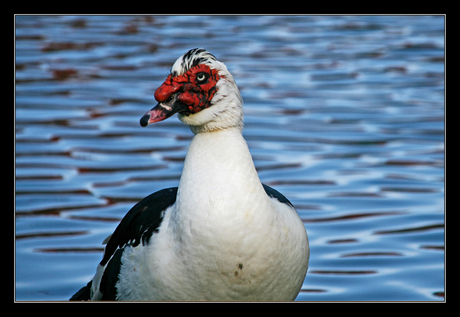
15, 15, 444, 301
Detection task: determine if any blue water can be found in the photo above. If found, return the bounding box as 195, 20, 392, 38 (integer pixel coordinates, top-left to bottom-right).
15, 15, 444, 301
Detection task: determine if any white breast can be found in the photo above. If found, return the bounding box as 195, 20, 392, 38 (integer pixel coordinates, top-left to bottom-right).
114, 128, 309, 301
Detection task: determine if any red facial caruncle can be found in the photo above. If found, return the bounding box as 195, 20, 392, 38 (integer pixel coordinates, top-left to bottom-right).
154, 64, 220, 114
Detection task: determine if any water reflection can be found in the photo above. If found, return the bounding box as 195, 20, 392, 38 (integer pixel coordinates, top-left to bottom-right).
15, 15, 444, 301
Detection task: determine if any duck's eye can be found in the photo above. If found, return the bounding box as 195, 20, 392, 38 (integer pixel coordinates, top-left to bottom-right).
196, 72, 208, 84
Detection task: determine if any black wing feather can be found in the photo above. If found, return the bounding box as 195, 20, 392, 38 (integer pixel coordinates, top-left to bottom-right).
69, 281, 92, 301
262, 183, 295, 208
100, 187, 178, 266
70, 187, 178, 300
100, 248, 124, 300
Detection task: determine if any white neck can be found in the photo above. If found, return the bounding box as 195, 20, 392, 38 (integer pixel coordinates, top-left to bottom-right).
173, 127, 273, 235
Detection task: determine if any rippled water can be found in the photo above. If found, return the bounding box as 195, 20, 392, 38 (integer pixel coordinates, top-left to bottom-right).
15, 15, 445, 301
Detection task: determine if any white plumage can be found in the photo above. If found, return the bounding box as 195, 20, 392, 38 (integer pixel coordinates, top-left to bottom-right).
71, 48, 309, 301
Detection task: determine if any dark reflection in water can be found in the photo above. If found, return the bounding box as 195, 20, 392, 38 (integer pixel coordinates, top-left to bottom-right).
15, 15, 444, 301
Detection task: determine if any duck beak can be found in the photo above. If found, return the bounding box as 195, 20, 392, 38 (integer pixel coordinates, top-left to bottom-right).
139, 93, 188, 127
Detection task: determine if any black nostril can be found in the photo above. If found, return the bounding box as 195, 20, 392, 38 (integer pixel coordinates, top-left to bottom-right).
165, 95, 174, 103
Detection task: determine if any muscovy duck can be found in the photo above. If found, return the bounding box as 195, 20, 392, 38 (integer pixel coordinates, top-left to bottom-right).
70, 48, 309, 301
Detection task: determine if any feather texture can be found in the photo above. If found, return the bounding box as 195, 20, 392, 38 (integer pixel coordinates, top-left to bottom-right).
70, 48, 309, 301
